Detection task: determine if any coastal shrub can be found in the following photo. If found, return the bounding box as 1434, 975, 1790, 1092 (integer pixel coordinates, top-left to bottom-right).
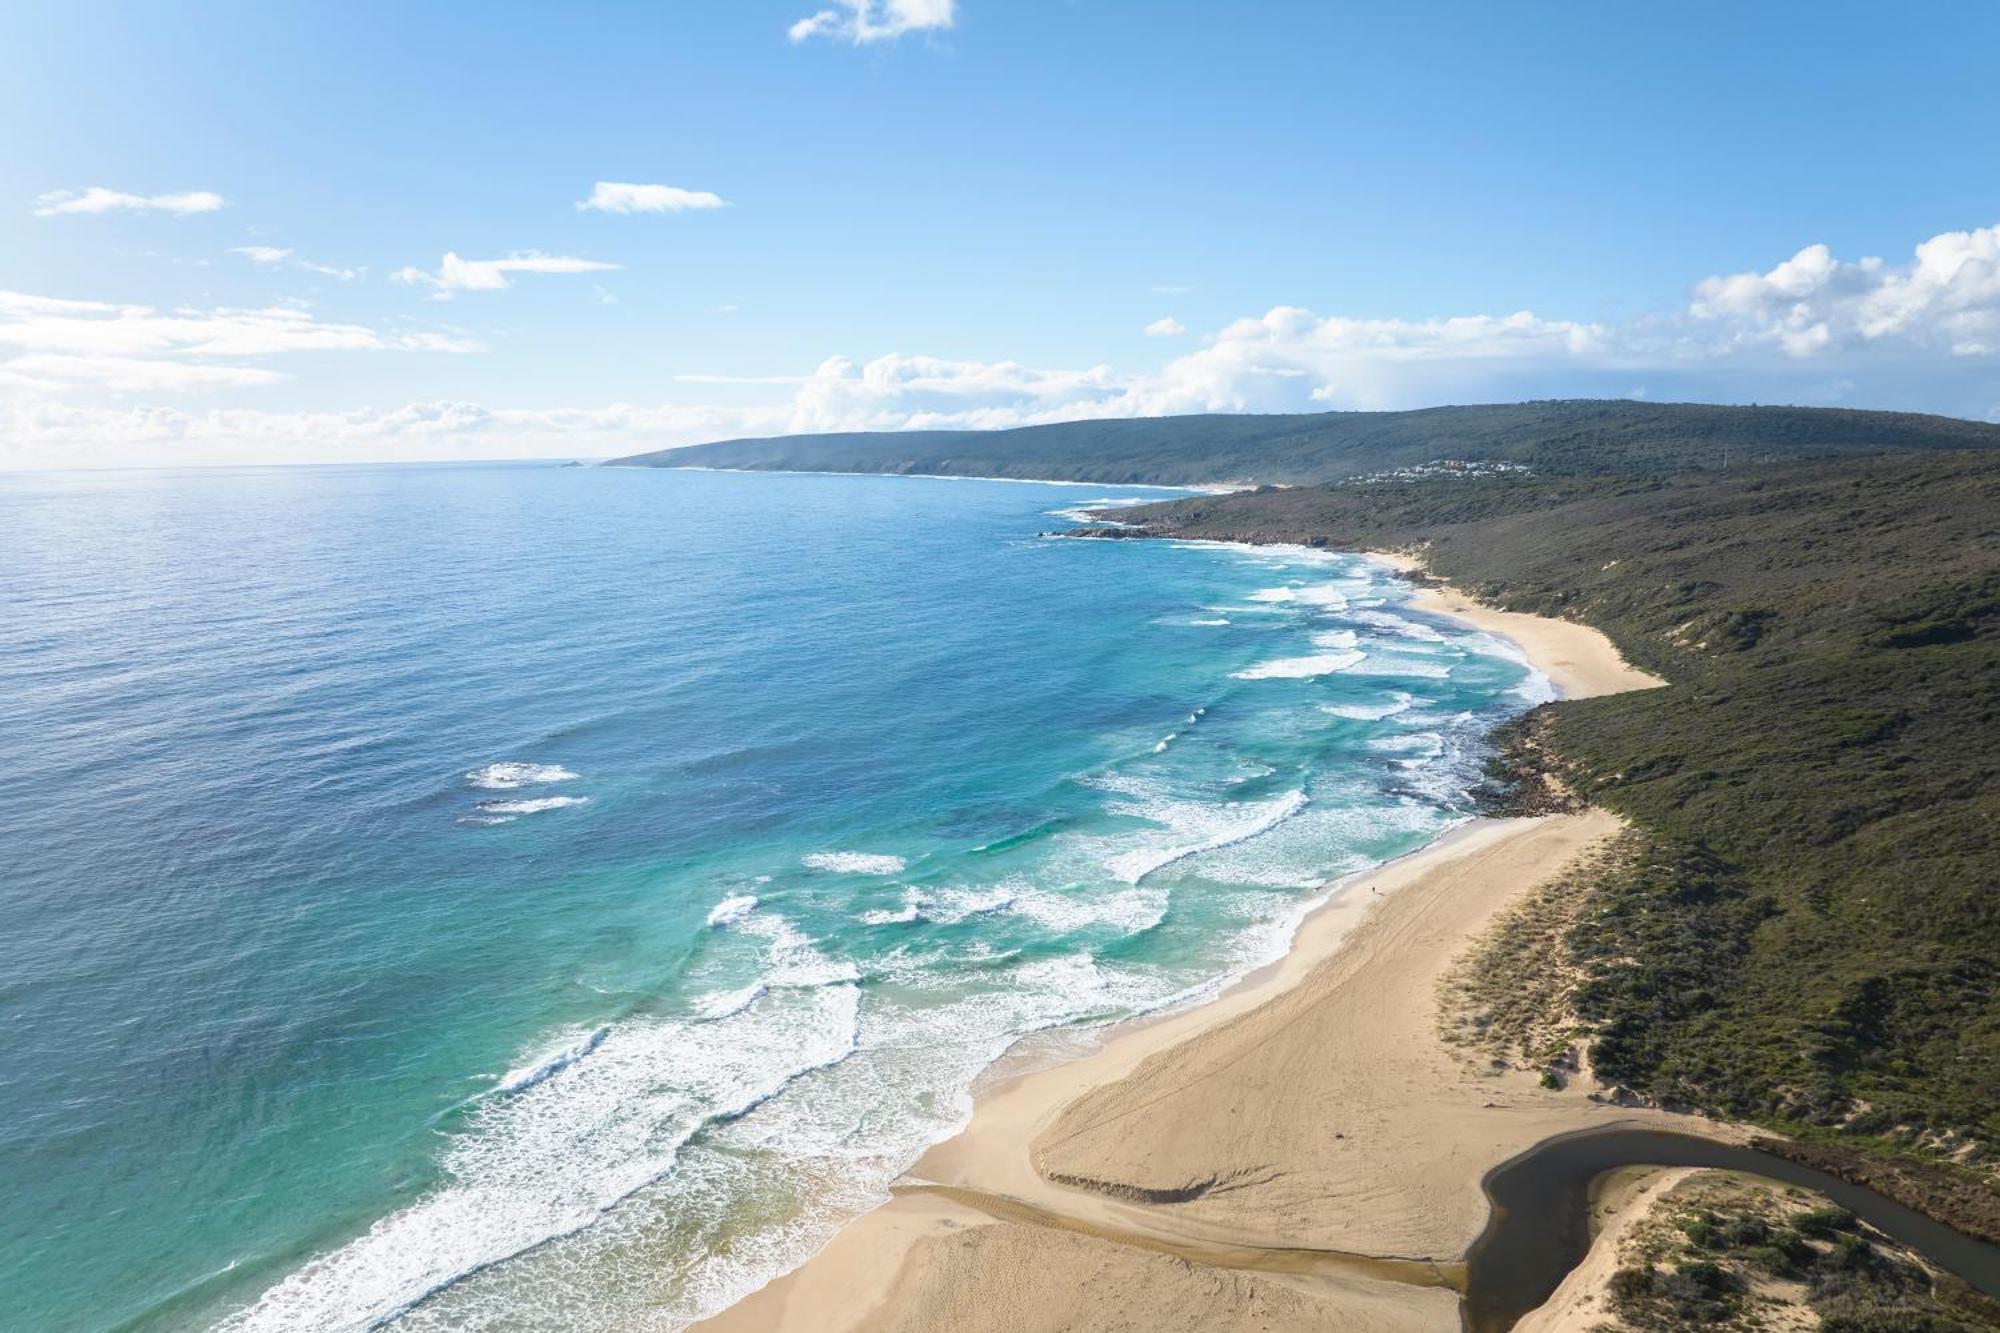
1655, 1260, 1742, 1322
1797, 1205, 1860, 1238
1817, 1295, 1982, 1333
1750, 1242, 1803, 1279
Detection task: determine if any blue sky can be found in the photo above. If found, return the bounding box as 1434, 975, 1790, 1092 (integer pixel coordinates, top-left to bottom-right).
4, 0, 1999, 466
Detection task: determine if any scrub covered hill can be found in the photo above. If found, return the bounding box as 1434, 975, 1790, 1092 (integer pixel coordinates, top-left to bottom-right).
614, 400, 2000, 486
1076, 451, 2000, 1172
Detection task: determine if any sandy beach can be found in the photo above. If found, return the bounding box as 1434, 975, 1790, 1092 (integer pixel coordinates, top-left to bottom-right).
1367, 550, 1666, 700
695, 554, 1697, 1333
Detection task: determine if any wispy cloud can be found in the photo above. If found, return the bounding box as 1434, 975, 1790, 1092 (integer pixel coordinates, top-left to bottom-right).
1143, 317, 1186, 337
0, 289, 474, 395
0, 399, 794, 470
789, 0, 954, 44
391, 252, 621, 298
33, 187, 226, 218
230, 246, 360, 282
576, 182, 728, 214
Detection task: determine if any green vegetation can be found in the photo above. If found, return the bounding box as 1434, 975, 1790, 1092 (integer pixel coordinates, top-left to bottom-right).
1085, 449, 2000, 1176
1602, 1173, 1997, 1331
614, 399, 2000, 486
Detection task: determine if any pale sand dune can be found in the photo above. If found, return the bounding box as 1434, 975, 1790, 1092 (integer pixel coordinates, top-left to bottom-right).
694, 562, 1703, 1333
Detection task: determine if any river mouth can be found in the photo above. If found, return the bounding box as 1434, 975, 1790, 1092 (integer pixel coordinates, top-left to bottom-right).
1463, 1128, 2000, 1332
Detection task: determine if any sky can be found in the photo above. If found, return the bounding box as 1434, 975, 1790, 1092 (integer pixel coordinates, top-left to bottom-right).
4, 0, 1999, 468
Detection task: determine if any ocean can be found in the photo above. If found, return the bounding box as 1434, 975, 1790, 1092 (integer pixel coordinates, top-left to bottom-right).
0, 462, 1548, 1331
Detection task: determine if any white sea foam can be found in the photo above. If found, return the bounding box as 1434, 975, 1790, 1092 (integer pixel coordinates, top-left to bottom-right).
466, 762, 580, 790
857, 892, 922, 926
1369, 731, 1445, 756
1311, 628, 1360, 649
1293, 583, 1354, 609
734, 911, 862, 988
1232, 649, 1366, 679
706, 894, 759, 929
496, 1026, 611, 1096
1349, 657, 1452, 679
860, 885, 1019, 927
1322, 692, 1417, 721
1347, 609, 1448, 642
1103, 788, 1309, 884
1190, 617, 1230, 626
693, 982, 770, 1021
802, 851, 906, 876
216, 981, 862, 1333
1009, 886, 1168, 935
475, 796, 590, 815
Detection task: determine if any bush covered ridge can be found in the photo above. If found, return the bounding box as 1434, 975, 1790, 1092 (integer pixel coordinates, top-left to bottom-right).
1595, 1172, 1998, 1331
1080, 450, 2000, 1166
615, 400, 2000, 487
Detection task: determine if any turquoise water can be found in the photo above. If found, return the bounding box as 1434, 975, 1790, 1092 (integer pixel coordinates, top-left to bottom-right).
0, 463, 1547, 1332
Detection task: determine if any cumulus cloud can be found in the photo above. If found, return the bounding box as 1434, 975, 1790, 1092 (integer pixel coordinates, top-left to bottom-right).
577, 182, 728, 214
230, 246, 360, 281
1143, 317, 1186, 337
33, 187, 226, 217
1691, 224, 2000, 358
0, 289, 474, 396
787, 353, 1126, 432
392, 251, 621, 297
789, 0, 954, 44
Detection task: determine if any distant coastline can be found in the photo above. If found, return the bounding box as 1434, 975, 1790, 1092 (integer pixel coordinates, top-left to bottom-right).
603, 461, 1248, 493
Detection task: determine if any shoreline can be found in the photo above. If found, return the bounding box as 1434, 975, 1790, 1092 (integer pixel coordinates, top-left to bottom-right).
1366, 550, 1665, 700
694, 549, 1696, 1333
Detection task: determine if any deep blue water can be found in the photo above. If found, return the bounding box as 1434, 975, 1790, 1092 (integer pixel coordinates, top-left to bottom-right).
0, 463, 1546, 1331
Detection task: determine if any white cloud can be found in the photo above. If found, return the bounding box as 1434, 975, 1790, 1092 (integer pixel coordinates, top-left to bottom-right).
12, 221, 2000, 469
0, 354, 286, 393
230, 246, 360, 282
1143, 316, 1186, 337
0, 289, 475, 397
392, 251, 621, 297
33, 187, 226, 218
787, 353, 1126, 432
0, 399, 794, 470
577, 182, 728, 214
789, 0, 954, 44
1691, 224, 2000, 358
